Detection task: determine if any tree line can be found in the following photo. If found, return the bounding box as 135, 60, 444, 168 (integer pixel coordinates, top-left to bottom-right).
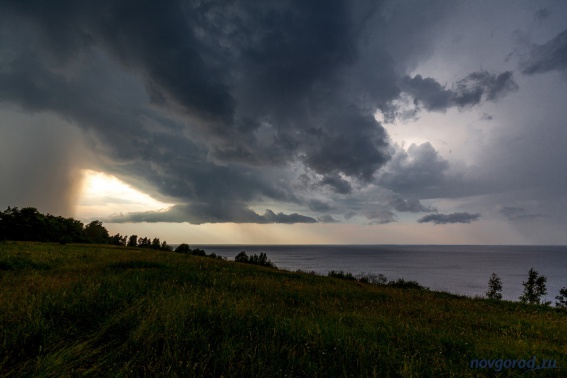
0, 206, 173, 251
486, 269, 567, 308
0, 206, 229, 259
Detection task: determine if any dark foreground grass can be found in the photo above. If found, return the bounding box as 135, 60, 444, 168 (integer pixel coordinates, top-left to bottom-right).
1, 242, 565, 377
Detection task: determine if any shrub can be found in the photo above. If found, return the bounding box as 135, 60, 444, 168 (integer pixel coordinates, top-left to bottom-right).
387, 278, 428, 290
356, 272, 388, 285
191, 248, 206, 257
486, 273, 503, 300
328, 270, 356, 280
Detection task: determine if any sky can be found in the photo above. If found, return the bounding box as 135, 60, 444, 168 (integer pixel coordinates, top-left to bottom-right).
1, 0, 567, 245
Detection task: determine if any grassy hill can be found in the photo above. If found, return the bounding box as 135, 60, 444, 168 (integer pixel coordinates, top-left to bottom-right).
1, 242, 565, 377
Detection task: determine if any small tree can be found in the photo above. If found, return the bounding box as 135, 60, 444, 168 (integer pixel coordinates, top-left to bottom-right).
556, 287, 567, 308
519, 268, 548, 305
235, 251, 249, 263
83, 220, 109, 244
174, 243, 191, 253
486, 273, 503, 300
127, 235, 138, 247
150, 237, 161, 250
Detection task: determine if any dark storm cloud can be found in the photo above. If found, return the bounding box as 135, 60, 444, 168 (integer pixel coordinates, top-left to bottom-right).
417, 212, 481, 225
363, 208, 397, 225
0, 0, 517, 223
535, 8, 550, 22
388, 196, 436, 213
522, 29, 567, 74
105, 204, 316, 224
377, 143, 449, 197
308, 199, 335, 212
401, 71, 518, 112
319, 173, 353, 195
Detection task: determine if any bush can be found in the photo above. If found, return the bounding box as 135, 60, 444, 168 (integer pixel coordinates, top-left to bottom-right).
328, 270, 356, 280
356, 272, 388, 285
206, 252, 226, 261
387, 278, 428, 290
191, 248, 206, 257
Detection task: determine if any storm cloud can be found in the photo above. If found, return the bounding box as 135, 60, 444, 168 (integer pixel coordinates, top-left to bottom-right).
1, 0, 565, 241
522, 29, 567, 75
401, 71, 518, 112
377, 142, 450, 197
417, 213, 481, 225
104, 204, 317, 225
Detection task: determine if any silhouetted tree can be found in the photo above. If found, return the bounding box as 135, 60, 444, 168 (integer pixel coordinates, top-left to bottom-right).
235, 251, 249, 263
486, 273, 503, 300
234, 251, 274, 267
138, 237, 150, 248
109, 233, 127, 246
192, 248, 206, 256
150, 237, 161, 250
84, 221, 109, 244
0, 207, 87, 243
519, 268, 549, 305
127, 235, 138, 247
174, 243, 191, 253
556, 287, 567, 308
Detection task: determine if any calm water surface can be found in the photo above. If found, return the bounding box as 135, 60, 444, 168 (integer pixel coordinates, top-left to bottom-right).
194, 245, 567, 302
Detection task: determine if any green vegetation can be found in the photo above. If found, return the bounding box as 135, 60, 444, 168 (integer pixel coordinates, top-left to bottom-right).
0, 207, 173, 251
519, 268, 549, 305
486, 273, 503, 300
234, 250, 275, 267
557, 287, 567, 308
1, 242, 566, 377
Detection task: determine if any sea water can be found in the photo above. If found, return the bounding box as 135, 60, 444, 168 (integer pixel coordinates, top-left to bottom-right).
194, 245, 567, 303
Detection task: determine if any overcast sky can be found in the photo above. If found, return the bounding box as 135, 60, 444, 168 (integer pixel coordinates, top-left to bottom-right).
1, 0, 566, 244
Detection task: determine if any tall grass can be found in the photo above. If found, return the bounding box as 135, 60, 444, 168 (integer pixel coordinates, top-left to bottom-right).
1, 241, 565, 377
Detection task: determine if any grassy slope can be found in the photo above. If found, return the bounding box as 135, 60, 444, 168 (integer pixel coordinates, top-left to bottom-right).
0, 242, 565, 377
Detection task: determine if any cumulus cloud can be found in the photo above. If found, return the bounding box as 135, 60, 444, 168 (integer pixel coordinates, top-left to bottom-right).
417, 212, 481, 225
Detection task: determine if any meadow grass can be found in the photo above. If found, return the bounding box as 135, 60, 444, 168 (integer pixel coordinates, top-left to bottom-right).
0, 241, 565, 377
